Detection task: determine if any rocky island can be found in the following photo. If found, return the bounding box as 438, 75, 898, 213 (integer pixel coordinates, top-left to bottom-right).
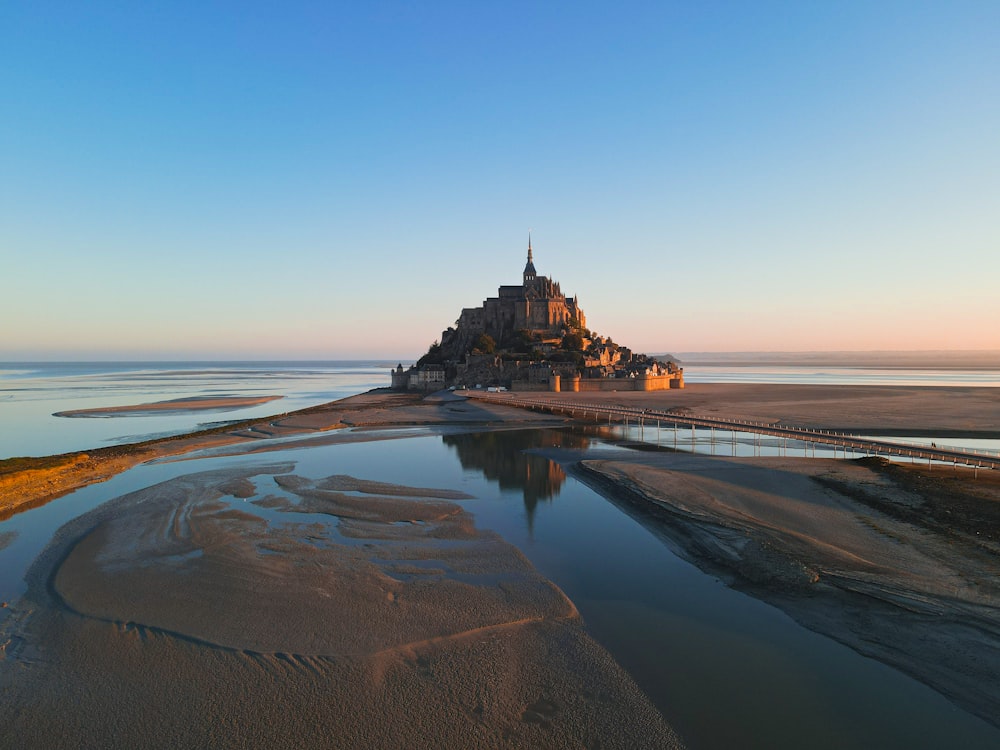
391, 238, 684, 393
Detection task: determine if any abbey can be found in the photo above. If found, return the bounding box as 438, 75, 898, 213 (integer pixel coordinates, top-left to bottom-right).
442, 237, 585, 355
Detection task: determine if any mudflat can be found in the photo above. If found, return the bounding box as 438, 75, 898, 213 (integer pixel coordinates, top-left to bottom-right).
557, 451, 1000, 726
1, 463, 679, 748
525, 382, 1000, 437
2, 384, 999, 742
53, 394, 284, 417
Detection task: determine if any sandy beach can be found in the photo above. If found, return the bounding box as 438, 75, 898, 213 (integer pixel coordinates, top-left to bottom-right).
2, 383, 999, 744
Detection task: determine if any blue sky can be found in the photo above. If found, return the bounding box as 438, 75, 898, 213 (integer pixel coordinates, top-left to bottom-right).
2, 1, 998, 359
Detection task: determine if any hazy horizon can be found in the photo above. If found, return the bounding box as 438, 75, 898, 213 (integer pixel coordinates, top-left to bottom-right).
4, 349, 1000, 368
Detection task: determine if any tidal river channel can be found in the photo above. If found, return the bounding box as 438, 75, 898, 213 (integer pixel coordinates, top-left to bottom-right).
1, 426, 998, 749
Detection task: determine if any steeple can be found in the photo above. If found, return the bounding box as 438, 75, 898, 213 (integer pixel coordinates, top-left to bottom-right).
523, 232, 537, 283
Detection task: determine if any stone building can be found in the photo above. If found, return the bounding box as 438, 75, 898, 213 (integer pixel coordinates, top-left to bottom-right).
444, 237, 585, 354
391, 363, 445, 392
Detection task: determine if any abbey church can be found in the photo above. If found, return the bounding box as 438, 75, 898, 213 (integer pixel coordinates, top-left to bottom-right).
447, 237, 585, 351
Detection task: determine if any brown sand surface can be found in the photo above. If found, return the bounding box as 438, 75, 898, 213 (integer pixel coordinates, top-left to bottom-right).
555, 447, 1000, 727
525, 383, 1000, 436
0, 463, 681, 749
54, 394, 283, 417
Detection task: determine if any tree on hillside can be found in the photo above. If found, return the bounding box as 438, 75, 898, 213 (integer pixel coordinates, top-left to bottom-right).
417, 340, 444, 366
471, 333, 496, 355
561, 332, 584, 352
503, 328, 538, 353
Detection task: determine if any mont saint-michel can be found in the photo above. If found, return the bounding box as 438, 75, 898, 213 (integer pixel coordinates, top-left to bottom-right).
392, 238, 683, 392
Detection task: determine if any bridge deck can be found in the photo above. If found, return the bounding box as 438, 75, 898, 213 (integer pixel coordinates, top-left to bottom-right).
466, 391, 1000, 471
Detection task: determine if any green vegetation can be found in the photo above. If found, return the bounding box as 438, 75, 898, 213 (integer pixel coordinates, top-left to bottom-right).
416, 340, 445, 366
561, 332, 584, 351
471, 333, 496, 355
501, 328, 539, 353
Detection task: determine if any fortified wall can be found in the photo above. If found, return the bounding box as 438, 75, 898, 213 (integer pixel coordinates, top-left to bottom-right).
538, 371, 683, 392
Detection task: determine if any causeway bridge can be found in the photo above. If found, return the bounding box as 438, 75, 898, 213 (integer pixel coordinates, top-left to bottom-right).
465, 391, 1000, 473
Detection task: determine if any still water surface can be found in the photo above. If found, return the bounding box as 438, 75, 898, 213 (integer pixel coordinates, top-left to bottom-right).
4, 361, 999, 462
0, 361, 393, 459
1, 427, 997, 749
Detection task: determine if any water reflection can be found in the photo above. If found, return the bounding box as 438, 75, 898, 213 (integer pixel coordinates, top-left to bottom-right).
441, 427, 1000, 748
442, 429, 591, 526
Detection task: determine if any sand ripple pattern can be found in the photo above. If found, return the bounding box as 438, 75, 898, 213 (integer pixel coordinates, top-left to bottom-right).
53, 466, 573, 656
0, 461, 683, 748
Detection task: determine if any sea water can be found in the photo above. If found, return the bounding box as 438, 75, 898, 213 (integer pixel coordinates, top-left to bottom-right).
3, 361, 998, 461
0, 361, 394, 459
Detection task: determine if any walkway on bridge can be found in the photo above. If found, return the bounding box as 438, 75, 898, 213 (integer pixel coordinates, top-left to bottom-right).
466, 391, 1000, 473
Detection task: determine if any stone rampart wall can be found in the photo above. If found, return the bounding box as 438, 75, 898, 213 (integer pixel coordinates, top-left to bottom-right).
545, 373, 683, 392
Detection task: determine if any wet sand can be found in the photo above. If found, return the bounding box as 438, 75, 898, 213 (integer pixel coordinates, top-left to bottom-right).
527, 383, 1000, 437
552, 450, 1000, 728
54, 394, 284, 417
2, 384, 1000, 741
1, 464, 680, 748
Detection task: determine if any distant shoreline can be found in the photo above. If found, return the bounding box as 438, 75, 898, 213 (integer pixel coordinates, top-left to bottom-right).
674, 350, 1000, 369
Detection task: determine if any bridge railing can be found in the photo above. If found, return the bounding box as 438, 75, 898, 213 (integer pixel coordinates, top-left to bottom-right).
463, 390, 1000, 469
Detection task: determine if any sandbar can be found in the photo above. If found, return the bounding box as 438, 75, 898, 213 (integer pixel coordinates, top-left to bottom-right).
555, 449, 1000, 728
53, 394, 283, 417
2, 463, 680, 748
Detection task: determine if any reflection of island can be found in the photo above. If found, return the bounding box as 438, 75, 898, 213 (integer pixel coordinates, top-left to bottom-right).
442, 430, 591, 525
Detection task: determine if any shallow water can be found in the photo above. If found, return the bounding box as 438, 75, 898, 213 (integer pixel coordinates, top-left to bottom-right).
0, 361, 393, 459
5, 361, 999, 462
2, 427, 997, 749
684, 365, 1000, 387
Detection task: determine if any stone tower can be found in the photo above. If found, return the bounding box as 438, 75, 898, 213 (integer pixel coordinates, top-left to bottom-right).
523, 234, 537, 284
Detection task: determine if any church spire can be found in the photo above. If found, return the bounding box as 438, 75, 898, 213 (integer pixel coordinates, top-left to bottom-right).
523, 232, 537, 283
